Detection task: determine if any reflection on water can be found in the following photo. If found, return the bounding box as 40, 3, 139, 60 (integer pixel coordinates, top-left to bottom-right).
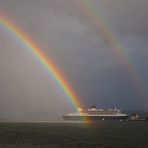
0, 121, 148, 148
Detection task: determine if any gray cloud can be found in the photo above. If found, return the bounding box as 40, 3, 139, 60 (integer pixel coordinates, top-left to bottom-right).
0, 0, 148, 120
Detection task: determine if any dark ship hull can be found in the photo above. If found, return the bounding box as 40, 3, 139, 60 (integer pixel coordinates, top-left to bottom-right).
63, 115, 128, 121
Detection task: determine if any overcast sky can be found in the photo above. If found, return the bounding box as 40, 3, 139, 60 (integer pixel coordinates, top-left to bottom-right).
0, 0, 148, 120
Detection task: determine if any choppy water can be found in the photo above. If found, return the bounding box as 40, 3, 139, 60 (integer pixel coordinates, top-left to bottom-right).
0, 121, 148, 148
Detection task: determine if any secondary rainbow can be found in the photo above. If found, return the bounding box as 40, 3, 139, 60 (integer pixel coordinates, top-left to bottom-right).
0, 15, 82, 109
77, 0, 148, 100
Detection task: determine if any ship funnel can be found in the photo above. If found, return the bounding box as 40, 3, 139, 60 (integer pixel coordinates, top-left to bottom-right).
91, 105, 96, 110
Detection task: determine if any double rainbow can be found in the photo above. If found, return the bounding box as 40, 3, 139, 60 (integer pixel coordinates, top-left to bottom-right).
1, 1, 147, 117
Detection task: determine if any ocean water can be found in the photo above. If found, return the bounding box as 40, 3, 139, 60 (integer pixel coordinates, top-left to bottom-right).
0, 121, 148, 148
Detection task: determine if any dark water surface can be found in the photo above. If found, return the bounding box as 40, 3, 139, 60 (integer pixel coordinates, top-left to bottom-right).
0, 121, 148, 148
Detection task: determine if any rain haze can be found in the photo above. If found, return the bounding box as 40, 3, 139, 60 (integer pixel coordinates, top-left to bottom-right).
0, 0, 148, 121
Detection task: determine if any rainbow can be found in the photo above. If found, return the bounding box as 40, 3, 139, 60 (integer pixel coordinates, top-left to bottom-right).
77, 0, 148, 100
0, 15, 82, 110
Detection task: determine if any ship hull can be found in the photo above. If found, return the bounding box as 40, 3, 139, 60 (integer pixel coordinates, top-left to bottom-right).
63, 115, 128, 121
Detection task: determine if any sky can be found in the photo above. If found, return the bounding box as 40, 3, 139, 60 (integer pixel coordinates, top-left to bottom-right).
0, 0, 148, 120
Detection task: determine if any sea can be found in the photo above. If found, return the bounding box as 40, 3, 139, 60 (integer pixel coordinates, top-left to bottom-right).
0, 121, 148, 148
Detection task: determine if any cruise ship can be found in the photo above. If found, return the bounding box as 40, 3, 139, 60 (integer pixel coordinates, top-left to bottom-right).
63, 106, 128, 121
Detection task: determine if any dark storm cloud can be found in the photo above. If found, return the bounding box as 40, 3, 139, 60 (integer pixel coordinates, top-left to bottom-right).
95, 0, 148, 36
0, 0, 148, 120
